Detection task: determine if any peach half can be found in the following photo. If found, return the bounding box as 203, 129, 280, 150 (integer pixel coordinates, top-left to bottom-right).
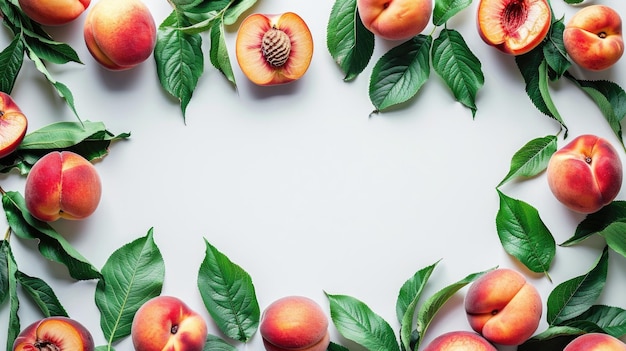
235, 12, 313, 86
13, 316, 94, 351
477, 0, 552, 55
0, 92, 28, 159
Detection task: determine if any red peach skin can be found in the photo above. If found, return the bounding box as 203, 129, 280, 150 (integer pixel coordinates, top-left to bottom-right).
18, 0, 90, 26
564, 333, 626, 351
0, 92, 28, 159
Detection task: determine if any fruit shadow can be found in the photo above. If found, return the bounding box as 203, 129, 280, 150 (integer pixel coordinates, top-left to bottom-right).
242, 78, 307, 100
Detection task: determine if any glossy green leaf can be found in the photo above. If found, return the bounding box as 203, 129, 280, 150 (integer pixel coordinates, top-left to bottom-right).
327, 342, 350, 351
370, 35, 432, 112
547, 246, 608, 326
498, 135, 557, 187
518, 325, 583, 351
23, 29, 82, 65
397, 260, 439, 351
326, 293, 401, 351
204, 334, 237, 351
1, 240, 20, 351
412, 268, 493, 350
327, 0, 375, 81
542, 19, 570, 80
432, 28, 483, 117
566, 305, 626, 337
155, 11, 204, 121
562, 201, 626, 246
496, 190, 556, 276
16, 271, 68, 317
223, 0, 257, 26
563, 0, 584, 4
596, 222, 626, 259
433, 0, 472, 26
209, 18, 236, 86
2, 191, 101, 281
0, 35, 24, 94
95, 228, 164, 344
198, 239, 259, 342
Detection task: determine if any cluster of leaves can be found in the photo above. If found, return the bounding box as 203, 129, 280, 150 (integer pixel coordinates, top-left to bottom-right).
154, 0, 257, 121
0, 121, 129, 350
327, 0, 484, 117
0, 0, 83, 121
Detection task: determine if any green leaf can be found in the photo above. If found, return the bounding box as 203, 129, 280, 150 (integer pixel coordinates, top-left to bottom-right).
327, 0, 375, 81
562, 201, 626, 246
432, 0, 472, 26
22, 29, 82, 65
432, 28, 483, 117
566, 305, 626, 337
412, 268, 493, 350
204, 334, 237, 351
596, 222, 626, 259
564, 73, 626, 150
197, 239, 259, 343
518, 325, 582, 351
2, 191, 102, 280
397, 260, 439, 351
327, 342, 351, 351
515, 47, 567, 136
223, 0, 257, 26
498, 135, 557, 187
369, 35, 432, 112
155, 11, 204, 121
209, 18, 236, 86
547, 246, 608, 326
16, 270, 68, 317
542, 19, 570, 80
495, 190, 556, 277
1, 240, 20, 351
95, 228, 164, 344
563, 0, 584, 4
0, 35, 25, 94
326, 293, 401, 351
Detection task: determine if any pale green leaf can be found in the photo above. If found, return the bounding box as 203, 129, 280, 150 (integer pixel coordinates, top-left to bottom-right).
498, 135, 557, 187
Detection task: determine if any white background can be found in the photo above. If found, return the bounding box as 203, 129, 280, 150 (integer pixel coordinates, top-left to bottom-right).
1, 0, 626, 350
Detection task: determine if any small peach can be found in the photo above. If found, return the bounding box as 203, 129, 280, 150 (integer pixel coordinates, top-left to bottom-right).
422, 331, 497, 351
547, 134, 623, 214
357, 0, 433, 41
18, 0, 90, 26
83, 0, 156, 70
235, 12, 313, 86
25, 151, 102, 222
465, 268, 542, 346
564, 333, 626, 351
13, 316, 94, 351
563, 5, 624, 71
260, 296, 330, 351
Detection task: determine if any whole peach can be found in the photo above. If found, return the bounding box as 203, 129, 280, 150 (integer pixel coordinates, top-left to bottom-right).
83, 0, 156, 70
18, 0, 90, 26
422, 331, 497, 351
564, 333, 626, 351
260, 296, 330, 351
25, 151, 102, 222
465, 268, 542, 346
131, 296, 208, 351
547, 134, 623, 214
564, 5, 624, 71
357, 0, 432, 41
13, 316, 94, 351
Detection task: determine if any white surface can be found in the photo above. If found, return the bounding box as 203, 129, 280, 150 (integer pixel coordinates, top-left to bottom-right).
1, 0, 626, 350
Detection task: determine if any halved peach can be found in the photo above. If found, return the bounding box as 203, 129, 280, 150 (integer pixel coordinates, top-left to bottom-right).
235, 12, 313, 86
477, 0, 552, 55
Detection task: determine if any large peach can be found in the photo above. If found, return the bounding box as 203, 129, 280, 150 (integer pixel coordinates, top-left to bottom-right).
564, 333, 626, 351
18, 0, 90, 26
0, 92, 28, 159
83, 0, 156, 70
357, 0, 432, 41
260, 296, 330, 351
235, 12, 313, 86
131, 295, 208, 351
465, 268, 542, 346
547, 134, 623, 214
563, 5, 624, 71
477, 0, 552, 55
13, 316, 94, 351
24, 151, 102, 222
422, 331, 497, 351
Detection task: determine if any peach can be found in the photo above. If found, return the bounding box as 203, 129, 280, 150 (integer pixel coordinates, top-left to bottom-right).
83, 0, 156, 70
131, 295, 208, 351
477, 0, 552, 55
235, 12, 313, 86
547, 134, 623, 214
259, 296, 330, 351
422, 331, 497, 351
13, 316, 94, 351
18, 0, 90, 26
563, 5, 624, 71
465, 268, 542, 346
357, 0, 432, 41
0, 92, 28, 159
564, 333, 626, 351
24, 151, 102, 222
